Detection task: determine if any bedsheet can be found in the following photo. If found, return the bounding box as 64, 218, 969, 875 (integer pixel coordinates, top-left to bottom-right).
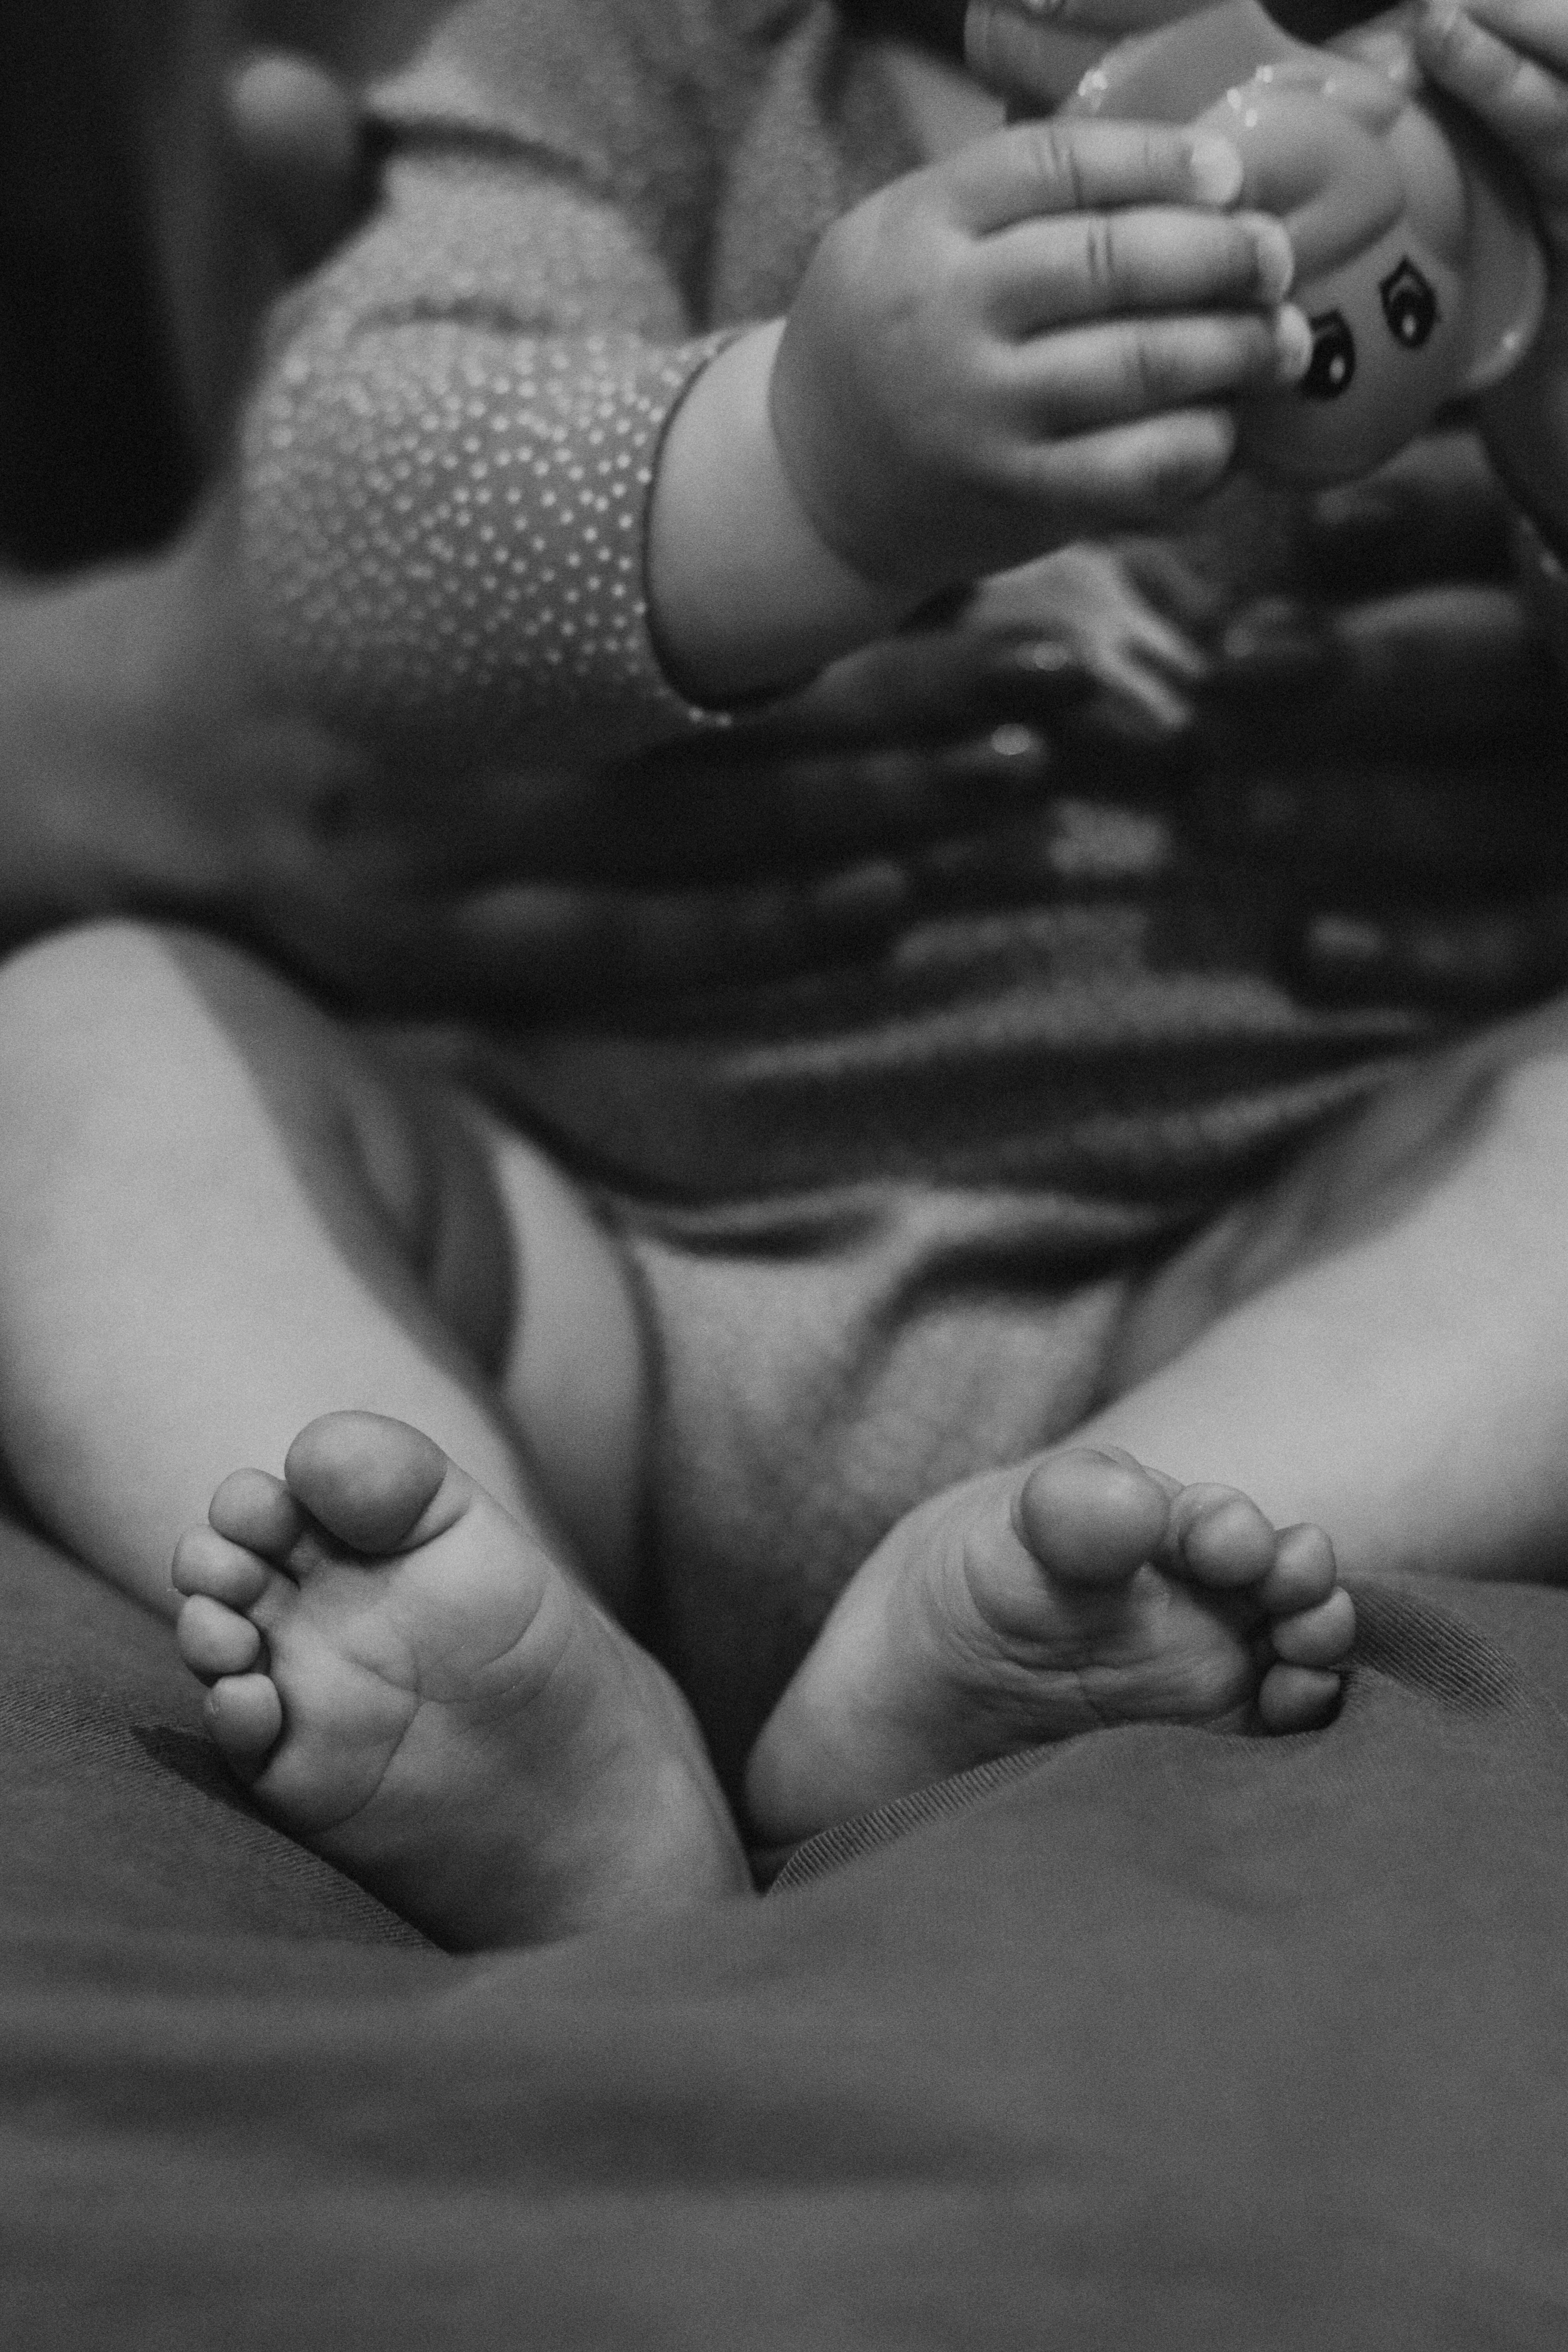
2, 1516, 1567, 2349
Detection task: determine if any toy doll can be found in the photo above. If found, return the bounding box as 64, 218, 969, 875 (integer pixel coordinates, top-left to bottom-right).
967, 0, 1548, 480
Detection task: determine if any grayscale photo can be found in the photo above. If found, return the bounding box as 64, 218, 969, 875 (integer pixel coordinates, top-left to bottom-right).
1, 0, 1565, 2343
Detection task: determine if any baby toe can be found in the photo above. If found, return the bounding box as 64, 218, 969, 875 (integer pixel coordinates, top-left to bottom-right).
203, 1672, 284, 1775
1169, 1485, 1278, 1589
178, 1593, 264, 1684
1270, 1586, 1357, 1669
283, 1412, 453, 1555
1258, 1522, 1338, 1619
171, 1523, 273, 1608
209, 1465, 309, 1561
1013, 1446, 1175, 1588
1257, 1660, 1345, 1733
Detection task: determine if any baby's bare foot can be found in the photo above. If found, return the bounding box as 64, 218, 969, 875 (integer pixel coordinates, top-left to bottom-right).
172, 1411, 748, 1947
746, 1445, 1355, 1847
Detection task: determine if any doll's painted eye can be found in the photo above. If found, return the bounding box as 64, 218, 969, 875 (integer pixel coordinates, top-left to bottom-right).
1379, 256, 1439, 350
1300, 310, 1356, 401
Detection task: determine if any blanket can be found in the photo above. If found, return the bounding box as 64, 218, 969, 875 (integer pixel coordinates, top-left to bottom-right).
3, 1516, 1567, 2348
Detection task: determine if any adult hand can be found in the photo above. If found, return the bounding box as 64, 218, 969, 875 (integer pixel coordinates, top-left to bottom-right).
1414, 0, 1568, 546
1195, 428, 1568, 1013
0, 43, 927, 1016
0, 476, 1099, 1022
1, 22, 1125, 1019
249, 584, 1094, 1019
0, 492, 985, 1019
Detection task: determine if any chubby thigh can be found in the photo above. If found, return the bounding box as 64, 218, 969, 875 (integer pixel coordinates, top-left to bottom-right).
0, 920, 651, 1620
589, 984, 1568, 1783
1085, 986, 1568, 1587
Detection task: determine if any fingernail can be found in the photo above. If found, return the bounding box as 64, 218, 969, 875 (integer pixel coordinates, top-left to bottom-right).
987, 720, 1049, 762
1303, 913, 1390, 969
1002, 637, 1077, 674
1247, 217, 1295, 305
1271, 303, 1314, 384
1220, 597, 1326, 672
1188, 134, 1243, 207
814, 859, 911, 932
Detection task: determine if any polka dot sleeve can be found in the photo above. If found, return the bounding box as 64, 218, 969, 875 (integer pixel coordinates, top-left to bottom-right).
241, 150, 737, 767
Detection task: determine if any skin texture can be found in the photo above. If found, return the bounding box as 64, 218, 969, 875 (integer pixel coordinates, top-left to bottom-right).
0, 10, 1559, 1953
0, 24, 1550, 1018
966, 0, 1568, 535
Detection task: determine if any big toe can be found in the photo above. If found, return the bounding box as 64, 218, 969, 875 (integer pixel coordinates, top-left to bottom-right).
283, 1412, 454, 1555
1013, 1446, 1175, 1588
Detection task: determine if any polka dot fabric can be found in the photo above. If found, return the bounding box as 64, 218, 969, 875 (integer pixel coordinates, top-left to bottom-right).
243, 147, 738, 760
238, 0, 923, 767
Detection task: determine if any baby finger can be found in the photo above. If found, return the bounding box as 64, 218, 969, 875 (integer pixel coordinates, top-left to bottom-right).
1418, 4, 1568, 209
1014, 306, 1311, 435
1020, 410, 1242, 530
1426, 0, 1568, 76
982, 207, 1295, 335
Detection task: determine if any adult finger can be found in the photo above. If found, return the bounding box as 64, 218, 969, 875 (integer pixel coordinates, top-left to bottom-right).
1016, 408, 1241, 526
1438, 0, 1568, 63
1418, 0, 1568, 143
500, 723, 1057, 885
964, 0, 1187, 111
1294, 428, 1514, 597
981, 207, 1294, 334
719, 617, 1087, 752
1285, 897, 1568, 1014
1209, 583, 1550, 758
706, 724, 1058, 868
255, 864, 916, 1020
1325, 584, 1551, 751
946, 117, 1245, 234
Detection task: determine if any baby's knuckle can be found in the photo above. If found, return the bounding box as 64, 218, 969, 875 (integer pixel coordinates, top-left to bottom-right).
1121, 328, 1173, 411
1025, 119, 1087, 213
1076, 212, 1116, 297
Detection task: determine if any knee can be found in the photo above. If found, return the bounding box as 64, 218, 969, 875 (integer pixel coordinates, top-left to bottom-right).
0, 919, 183, 1057
0, 918, 269, 1098
1488, 1031, 1568, 1157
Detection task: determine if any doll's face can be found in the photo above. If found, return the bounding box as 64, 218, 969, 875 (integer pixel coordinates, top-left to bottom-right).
1203, 64, 1473, 481
1057, 0, 1545, 485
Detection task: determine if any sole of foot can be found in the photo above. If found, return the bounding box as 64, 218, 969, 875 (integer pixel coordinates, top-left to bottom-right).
172, 1410, 748, 1947
745, 1443, 1356, 1847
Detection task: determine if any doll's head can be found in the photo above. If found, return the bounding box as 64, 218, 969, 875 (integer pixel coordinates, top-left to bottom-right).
968, 0, 1547, 484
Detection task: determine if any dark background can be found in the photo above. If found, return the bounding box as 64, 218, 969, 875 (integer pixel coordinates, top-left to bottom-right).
0, 0, 435, 573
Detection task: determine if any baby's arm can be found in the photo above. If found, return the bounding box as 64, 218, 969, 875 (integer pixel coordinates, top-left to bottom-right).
245, 42, 1303, 762
656, 118, 1309, 701
241, 139, 738, 768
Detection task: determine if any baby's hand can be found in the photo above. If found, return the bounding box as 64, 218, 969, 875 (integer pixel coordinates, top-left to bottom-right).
1416, 0, 1568, 530
1416, 0, 1568, 260
768, 119, 1310, 599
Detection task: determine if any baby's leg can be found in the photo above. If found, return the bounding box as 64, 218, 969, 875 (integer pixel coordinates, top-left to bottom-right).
751, 993, 1568, 1843
1085, 992, 1568, 1585
0, 922, 747, 1941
